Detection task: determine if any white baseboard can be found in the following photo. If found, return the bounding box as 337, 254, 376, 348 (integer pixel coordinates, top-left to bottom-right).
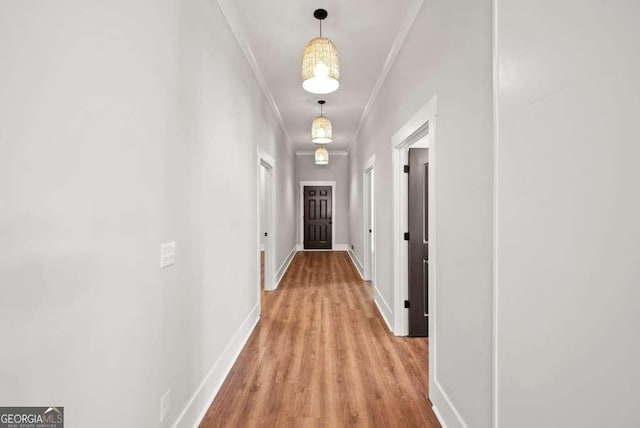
296, 244, 350, 251
274, 246, 297, 290
173, 304, 260, 428
432, 405, 448, 428
347, 249, 365, 279
373, 287, 393, 333
430, 380, 468, 428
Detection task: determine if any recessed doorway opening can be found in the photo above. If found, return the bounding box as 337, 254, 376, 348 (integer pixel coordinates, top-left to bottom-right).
363, 155, 376, 284
258, 152, 276, 296
390, 96, 437, 397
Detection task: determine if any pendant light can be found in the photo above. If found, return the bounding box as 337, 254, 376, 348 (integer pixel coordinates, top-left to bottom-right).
315, 145, 329, 165
311, 100, 332, 144
301, 9, 340, 95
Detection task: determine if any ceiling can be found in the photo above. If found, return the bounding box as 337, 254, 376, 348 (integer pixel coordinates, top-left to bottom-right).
230, 0, 423, 153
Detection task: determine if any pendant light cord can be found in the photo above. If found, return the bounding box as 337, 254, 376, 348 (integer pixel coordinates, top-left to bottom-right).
319, 19, 322, 38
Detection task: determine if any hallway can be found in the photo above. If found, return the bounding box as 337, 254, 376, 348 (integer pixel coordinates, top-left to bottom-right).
3, 0, 638, 426
200, 251, 441, 427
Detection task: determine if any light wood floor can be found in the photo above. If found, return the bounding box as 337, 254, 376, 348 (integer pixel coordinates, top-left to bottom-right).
200, 251, 441, 427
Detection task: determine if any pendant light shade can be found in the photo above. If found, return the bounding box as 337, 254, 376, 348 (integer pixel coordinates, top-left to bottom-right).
311, 100, 332, 144
301, 9, 340, 95
315, 145, 329, 165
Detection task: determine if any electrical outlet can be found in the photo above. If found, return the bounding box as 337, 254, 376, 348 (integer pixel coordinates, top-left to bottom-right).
160, 242, 176, 268
160, 389, 171, 423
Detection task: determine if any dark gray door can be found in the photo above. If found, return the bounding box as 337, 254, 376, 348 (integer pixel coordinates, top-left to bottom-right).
408, 148, 429, 336
304, 186, 332, 249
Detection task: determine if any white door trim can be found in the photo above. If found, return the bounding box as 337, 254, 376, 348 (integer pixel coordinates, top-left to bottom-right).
363, 155, 376, 281
299, 181, 336, 250
390, 95, 466, 426
257, 150, 276, 293
391, 97, 436, 337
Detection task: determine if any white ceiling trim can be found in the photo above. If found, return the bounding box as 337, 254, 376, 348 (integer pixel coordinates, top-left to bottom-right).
296, 150, 348, 156
215, 0, 295, 153
347, 0, 425, 152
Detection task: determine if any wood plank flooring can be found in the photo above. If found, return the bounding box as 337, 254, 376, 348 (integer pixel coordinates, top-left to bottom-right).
200, 251, 441, 427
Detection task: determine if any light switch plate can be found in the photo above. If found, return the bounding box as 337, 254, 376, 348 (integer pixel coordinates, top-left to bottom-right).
160, 242, 176, 268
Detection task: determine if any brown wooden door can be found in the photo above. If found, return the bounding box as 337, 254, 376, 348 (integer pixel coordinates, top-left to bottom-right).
408, 148, 429, 336
304, 186, 332, 250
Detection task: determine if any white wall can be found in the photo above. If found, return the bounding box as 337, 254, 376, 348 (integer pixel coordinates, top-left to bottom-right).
296, 154, 350, 248
348, 0, 494, 426
0, 0, 295, 427
495, 1, 640, 426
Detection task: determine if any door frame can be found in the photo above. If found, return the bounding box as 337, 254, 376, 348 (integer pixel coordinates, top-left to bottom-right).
391, 96, 437, 334
363, 155, 376, 281
257, 150, 276, 292
299, 181, 336, 250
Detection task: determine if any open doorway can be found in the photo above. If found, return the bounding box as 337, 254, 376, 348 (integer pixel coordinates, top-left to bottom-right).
390, 95, 437, 398
258, 152, 276, 295
363, 155, 376, 284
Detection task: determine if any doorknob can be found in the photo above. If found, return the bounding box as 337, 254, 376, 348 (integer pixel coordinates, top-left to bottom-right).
264, 232, 268, 237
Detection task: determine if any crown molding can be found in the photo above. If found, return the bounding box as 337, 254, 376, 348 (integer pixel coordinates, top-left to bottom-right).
348, 0, 425, 153
215, 0, 295, 154
296, 150, 349, 156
